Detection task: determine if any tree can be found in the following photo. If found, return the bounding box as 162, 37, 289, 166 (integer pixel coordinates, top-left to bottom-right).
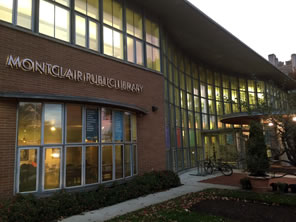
246, 121, 269, 176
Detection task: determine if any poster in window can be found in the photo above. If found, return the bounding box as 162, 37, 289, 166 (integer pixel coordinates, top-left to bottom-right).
114, 111, 123, 142
86, 109, 98, 142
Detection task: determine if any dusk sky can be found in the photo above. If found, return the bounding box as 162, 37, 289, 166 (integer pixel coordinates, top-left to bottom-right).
188, 0, 296, 62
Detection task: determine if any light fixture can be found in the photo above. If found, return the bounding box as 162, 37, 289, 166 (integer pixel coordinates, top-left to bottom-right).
50, 126, 56, 131
51, 152, 60, 158
268, 122, 274, 127
293, 117, 296, 122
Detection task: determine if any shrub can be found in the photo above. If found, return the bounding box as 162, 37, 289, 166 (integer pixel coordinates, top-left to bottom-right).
240, 177, 252, 190
0, 170, 180, 222
246, 121, 270, 176
277, 183, 289, 193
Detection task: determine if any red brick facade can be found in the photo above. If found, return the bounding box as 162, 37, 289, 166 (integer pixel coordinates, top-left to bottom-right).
0, 25, 166, 196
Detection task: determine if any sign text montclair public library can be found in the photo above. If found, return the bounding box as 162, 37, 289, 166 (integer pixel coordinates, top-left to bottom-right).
6, 55, 144, 93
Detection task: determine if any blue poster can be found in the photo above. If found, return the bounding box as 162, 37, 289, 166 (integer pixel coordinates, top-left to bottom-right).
114, 111, 123, 142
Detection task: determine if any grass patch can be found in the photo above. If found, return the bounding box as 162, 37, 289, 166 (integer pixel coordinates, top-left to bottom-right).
109, 188, 296, 222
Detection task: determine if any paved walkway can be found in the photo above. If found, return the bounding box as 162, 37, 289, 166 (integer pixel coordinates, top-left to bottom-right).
61, 169, 239, 222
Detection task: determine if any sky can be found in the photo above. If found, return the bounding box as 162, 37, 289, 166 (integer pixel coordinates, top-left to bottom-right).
188, 0, 296, 62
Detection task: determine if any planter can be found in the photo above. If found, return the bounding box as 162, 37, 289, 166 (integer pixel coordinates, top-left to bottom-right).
277, 183, 289, 193
248, 176, 270, 192
270, 183, 278, 192
289, 184, 296, 193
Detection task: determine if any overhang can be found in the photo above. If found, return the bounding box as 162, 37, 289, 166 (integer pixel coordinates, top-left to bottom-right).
0, 92, 148, 114
129, 0, 296, 90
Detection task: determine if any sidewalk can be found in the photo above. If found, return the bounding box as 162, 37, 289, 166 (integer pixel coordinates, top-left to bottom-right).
61, 169, 239, 222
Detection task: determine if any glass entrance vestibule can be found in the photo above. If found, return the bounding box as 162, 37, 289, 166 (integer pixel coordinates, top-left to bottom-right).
16, 102, 138, 194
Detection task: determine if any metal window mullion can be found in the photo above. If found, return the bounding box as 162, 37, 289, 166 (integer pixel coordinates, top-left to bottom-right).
86, 17, 89, 48
12, 0, 17, 25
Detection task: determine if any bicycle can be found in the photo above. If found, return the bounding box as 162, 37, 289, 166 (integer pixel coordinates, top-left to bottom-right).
204, 158, 233, 176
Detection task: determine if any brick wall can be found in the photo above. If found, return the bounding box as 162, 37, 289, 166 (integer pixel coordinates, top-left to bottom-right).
0, 25, 166, 195
0, 99, 17, 197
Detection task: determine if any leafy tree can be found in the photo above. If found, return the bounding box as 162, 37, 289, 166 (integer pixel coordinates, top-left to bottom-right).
246, 121, 269, 176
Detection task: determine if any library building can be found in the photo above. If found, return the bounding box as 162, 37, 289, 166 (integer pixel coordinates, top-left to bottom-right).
0, 0, 295, 197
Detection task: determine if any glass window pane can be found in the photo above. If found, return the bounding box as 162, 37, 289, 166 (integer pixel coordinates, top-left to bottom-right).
89, 20, 98, 51
75, 15, 86, 47
66, 104, 82, 143
152, 22, 159, 47
126, 8, 134, 36
87, 0, 99, 19
145, 19, 152, 44
194, 96, 200, 112
201, 98, 207, 113
133, 145, 137, 174
55, 6, 70, 42
75, 0, 86, 14
18, 102, 41, 146
56, 0, 70, 7
248, 80, 255, 92
113, 30, 123, 59
44, 148, 61, 190
85, 146, 98, 184
124, 145, 131, 177
135, 40, 143, 65
112, 0, 122, 30
146, 44, 152, 69
17, 0, 32, 29
103, 0, 112, 26
85, 108, 98, 143
44, 104, 62, 144
153, 47, 160, 71
19, 149, 37, 192
0, 0, 13, 23
114, 111, 123, 142
115, 145, 123, 179
39, 0, 54, 37
103, 26, 113, 56
124, 112, 131, 142
66, 147, 82, 187
101, 108, 112, 142
134, 12, 142, 39
127, 37, 134, 63
102, 145, 113, 181
202, 114, 208, 130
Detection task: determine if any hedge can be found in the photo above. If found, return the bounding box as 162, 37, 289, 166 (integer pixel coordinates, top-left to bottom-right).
0, 170, 181, 222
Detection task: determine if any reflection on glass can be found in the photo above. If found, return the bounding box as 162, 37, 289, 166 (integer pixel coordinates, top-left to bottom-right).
75, 15, 86, 47
202, 114, 208, 130
124, 145, 131, 177
44, 104, 62, 144
19, 149, 37, 192
0, 0, 13, 23
133, 145, 137, 174
112, 0, 122, 30
66, 147, 82, 187
153, 47, 160, 71
124, 112, 131, 142
146, 44, 153, 69
66, 104, 82, 143
18, 102, 42, 146
115, 145, 123, 179
102, 145, 113, 181
131, 115, 137, 142
89, 21, 98, 51
39, 0, 54, 37
17, 0, 32, 29
101, 108, 112, 142
44, 148, 61, 190
85, 146, 98, 184
103, 0, 112, 26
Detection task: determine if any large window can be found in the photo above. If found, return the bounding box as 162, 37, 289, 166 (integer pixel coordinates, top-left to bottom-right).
16, 103, 138, 193
74, 0, 99, 51
145, 18, 160, 71
39, 0, 70, 42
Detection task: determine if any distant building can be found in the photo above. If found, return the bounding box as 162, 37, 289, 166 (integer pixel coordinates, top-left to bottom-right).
268, 54, 296, 80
